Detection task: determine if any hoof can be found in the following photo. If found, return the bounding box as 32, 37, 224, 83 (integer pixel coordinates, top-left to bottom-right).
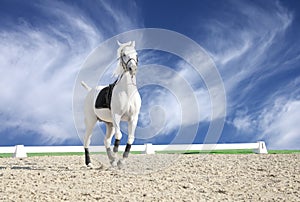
86, 163, 93, 168
110, 159, 118, 167
117, 159, 126, 169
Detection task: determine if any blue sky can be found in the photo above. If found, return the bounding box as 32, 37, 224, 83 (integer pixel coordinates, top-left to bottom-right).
0, 0, 299, 149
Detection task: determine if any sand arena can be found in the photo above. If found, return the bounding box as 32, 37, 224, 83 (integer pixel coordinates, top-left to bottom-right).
0, 153, 299, 201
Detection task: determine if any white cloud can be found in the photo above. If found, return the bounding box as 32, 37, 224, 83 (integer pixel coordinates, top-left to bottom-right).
175, 61, 211, 122
197, 1, 299, 149
258, 98, 300, 149
230, 75, 300, 149
136, 64, 198, 137
201, 1, 294, 101
0, 26, 92, 144
232, 115, 255, 133
100, 0, 142, 32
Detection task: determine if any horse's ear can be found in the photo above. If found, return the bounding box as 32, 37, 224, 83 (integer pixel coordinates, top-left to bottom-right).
117, 40, 122, 46
131, 41, 135, 47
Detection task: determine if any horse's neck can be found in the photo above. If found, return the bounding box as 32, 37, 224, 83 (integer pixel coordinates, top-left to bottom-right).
113, 63, 123, 77
117, 71, 137, 93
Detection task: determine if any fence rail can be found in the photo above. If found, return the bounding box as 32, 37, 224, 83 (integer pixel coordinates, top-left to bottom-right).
0, 141, 268, 157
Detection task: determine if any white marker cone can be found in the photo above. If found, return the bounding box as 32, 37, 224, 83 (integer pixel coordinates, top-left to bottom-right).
13, 145, 27, 158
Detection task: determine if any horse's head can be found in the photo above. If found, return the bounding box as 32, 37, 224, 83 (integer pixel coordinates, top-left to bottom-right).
117, 41, 138, 76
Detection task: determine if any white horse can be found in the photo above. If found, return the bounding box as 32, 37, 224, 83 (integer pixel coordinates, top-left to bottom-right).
81, 41, 141, 167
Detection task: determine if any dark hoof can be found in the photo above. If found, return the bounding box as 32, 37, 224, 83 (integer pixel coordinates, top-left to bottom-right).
117, 159, 126, 169
86, 163, 93, 168
123, 151, 129, 158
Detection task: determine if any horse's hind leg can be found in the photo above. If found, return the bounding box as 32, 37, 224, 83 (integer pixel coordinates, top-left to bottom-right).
83, 116, 97, 166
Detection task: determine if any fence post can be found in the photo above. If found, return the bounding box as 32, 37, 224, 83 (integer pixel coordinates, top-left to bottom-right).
13, 145, 27, 158
143, 143, 155, 154
253, 141, 268, 154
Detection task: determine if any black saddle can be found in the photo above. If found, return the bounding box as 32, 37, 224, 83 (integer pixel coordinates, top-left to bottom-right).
95, 81, 117, 109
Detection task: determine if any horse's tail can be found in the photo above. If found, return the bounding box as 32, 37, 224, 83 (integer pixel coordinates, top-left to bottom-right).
81, 81, 92, 91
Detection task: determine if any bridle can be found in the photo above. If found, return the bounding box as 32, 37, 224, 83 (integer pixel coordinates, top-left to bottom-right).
119, 47, 138, 73
115, 46, 138, 86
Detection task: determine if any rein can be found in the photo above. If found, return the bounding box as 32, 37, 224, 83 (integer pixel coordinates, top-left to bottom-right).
115, 71, 137, 87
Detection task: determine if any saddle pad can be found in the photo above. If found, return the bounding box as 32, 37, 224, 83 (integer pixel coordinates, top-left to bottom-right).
95, 83, 115, 109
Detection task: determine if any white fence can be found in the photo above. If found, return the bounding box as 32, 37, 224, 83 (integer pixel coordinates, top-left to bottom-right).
0, 141, 268, 158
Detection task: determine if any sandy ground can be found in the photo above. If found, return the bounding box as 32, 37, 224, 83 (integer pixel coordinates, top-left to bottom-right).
0, 153, 299, 201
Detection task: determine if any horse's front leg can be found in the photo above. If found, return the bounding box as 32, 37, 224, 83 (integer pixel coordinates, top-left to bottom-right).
104, 122, 116, 163
124, 117, 138, 158
110, 114, 122, 167
118, 116, 138, 168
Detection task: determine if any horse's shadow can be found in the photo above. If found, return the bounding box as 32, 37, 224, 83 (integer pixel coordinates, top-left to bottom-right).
10, 166, 45, 170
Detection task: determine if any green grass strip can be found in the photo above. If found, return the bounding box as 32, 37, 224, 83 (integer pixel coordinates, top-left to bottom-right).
268, 150, 300, 154
0, 153, 13, 158
156, 149, 300, 154
156, 149, 254, 154
0, 152, 105, 158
